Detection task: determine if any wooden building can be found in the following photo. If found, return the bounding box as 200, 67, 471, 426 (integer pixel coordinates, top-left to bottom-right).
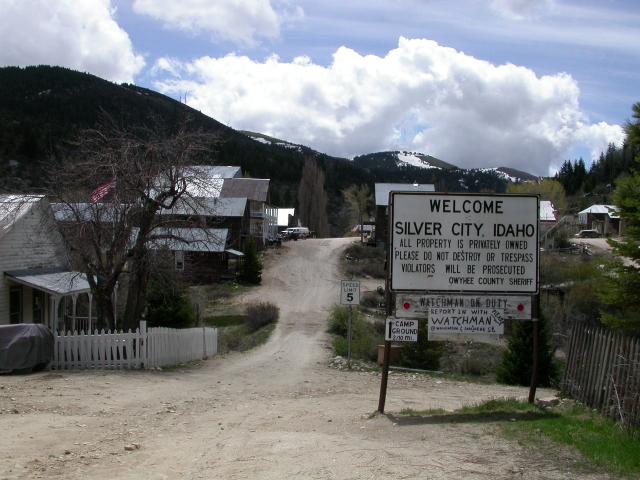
1, 195, 95, 332
374, 183, 435, 249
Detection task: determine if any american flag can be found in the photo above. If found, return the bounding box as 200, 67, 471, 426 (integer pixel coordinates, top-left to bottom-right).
90, 180, 116, 203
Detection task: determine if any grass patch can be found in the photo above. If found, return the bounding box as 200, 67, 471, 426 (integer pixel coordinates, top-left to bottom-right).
203, 314, 246, 328
217, 323, 276, 354
188, 282, 252, 319
505, 403, 640, 477
399, 397, 640, 478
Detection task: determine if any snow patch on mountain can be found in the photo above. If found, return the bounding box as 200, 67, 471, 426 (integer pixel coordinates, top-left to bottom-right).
482, 168, 518, 183
246, 133, 303, 152
396, 151, 441, 169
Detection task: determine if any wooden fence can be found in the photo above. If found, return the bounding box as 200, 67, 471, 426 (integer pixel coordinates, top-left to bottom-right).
53, 321, 217, 370
563, 322, 640, 428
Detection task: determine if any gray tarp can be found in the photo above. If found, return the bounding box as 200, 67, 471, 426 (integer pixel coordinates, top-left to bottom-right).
0, 324, 53, 372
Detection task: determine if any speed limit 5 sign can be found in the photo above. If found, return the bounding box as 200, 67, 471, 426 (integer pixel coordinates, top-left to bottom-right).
340, 280, 360, 305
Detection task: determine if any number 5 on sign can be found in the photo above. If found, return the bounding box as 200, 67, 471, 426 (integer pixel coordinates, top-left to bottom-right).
340, 280, 360, 305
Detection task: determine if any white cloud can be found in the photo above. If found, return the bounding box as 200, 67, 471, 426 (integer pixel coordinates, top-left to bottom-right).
489, 0, 555, 20
152, 37, 623, 175
132, 0, 302, 47
0, 0, 144, 83
575, 122, 625, 160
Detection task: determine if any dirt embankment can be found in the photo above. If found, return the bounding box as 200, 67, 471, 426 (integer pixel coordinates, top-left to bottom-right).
0, 238, 606, 479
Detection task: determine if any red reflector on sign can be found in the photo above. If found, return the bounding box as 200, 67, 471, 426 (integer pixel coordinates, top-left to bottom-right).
517, 304, 524, 312
403, 302, 411, 310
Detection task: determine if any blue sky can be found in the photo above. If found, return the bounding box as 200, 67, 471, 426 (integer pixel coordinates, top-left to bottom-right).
1, 0, 638, 175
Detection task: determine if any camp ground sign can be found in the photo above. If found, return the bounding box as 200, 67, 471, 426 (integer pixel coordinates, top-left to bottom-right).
389, 193, 539, 294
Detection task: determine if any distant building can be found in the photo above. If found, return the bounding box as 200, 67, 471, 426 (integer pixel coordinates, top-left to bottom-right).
220, 178, 277, 247
374, 183, 435, 248
577, 205, 621, 236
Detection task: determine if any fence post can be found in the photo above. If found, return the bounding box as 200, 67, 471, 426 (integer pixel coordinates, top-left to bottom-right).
139, 320, 147, 369
203, 325, 207, 360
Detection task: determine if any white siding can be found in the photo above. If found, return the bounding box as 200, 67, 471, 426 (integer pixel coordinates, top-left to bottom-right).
0, 200, 68, 325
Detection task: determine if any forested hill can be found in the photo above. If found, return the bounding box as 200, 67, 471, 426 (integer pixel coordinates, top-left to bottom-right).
1, 65, 540, 233
0, 65, 370, 212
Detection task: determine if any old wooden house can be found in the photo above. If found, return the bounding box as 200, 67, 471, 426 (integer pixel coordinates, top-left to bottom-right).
1, 195, 94, 332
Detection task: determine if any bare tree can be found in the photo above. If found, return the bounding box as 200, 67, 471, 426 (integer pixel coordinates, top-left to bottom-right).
342, 184, 373, 243
49, 116, 221, 329
297, 157, 329, 237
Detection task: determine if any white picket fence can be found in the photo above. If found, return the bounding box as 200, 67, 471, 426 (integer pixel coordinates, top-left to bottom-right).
52, 321, 217, 370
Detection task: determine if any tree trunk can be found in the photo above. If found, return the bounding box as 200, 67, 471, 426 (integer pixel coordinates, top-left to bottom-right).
123, 250, 150, 330
93, 287, 115, 331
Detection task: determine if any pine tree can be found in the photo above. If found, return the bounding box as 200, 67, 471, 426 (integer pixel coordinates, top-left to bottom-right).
496, 314, 558, 387
240, 237, 262, 284
599, 102, 640, 330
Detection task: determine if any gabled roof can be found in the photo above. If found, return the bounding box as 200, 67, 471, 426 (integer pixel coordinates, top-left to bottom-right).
578, 204, 619, 218
220, 178, 270, 202
0, 195, 44, 241
146, 228, 228, 252
193, 165, 242, 179
181, 166, 242, 198
5, 268, 91, 296
51, 202, 122, 222
159, 197, 247, 218
374, 183, 435, 206
539, 200, 557, 222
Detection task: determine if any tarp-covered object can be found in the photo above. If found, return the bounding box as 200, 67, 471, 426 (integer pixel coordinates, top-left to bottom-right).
0, 324, 53, 372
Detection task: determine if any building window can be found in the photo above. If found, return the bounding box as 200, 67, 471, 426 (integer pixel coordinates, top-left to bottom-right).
9, 286, 22, 324
175, 250, 185, 271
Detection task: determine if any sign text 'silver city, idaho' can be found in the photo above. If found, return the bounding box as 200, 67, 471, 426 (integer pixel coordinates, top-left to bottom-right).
390, 193, 539, 293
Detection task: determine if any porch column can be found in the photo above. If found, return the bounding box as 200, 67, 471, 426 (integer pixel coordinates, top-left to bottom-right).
113, 282, 118, 330
87, 292, 93, 333
52, 295, 61, 333
71, 294, 78, 332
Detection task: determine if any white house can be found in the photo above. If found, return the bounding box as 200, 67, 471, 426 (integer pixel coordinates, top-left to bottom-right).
0, 195, 93, 331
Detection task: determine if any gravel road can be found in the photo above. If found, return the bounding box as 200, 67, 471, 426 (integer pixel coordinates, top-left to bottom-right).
0, 238, 609, 479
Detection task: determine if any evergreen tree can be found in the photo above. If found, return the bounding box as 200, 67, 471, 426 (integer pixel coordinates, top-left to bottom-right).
599, 102, 640, 331
496, 314, 559, 387
240, 237, 262, 284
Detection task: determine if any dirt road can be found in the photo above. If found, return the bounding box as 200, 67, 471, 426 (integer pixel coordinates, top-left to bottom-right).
1, 239, 606, 479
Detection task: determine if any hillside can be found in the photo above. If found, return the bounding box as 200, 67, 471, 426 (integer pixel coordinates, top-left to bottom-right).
0, 65, 543, 234
353, 151, 509, 193
0, 66, 372, 233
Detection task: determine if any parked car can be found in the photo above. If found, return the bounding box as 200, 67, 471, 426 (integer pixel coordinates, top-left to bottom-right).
0, 324, 53, 373
575, 229, 600, 238
285, 227, 310, 239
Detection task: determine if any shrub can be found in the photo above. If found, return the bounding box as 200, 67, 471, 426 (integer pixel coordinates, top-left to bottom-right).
360, 290, 384, 309
145, 283, 196, 329
240, 237, 262, 284
343, 243, 386, 278
398, 320, 445, 370
245, 302, 279, 332
496, 312, 559, 387
328, 305, 383, 362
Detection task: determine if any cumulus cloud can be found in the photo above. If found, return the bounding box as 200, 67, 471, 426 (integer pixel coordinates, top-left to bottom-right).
132, 0, 302, 46
152, 37, 623, 175
0, 0, 144, 83
489, 0, 555, 20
